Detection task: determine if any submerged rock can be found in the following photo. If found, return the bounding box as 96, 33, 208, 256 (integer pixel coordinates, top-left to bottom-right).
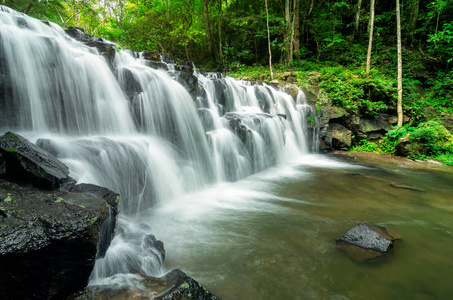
70, 269, 218, 300
336, 223, 400, 262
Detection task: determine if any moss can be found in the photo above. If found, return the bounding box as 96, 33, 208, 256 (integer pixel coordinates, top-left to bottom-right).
180, 283, 190, 289
3, 132, 19, 142
4, 194, 12, 202
4, 148, 16, 152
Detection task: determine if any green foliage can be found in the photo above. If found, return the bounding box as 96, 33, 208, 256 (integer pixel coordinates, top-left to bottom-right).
410, 121, 453, 155
428, 21, 453, 62
378, 121, 453, 164
317, 67, 393, 117
381, 124, 415, 154
351, 121, 453, 165
351, 140, 381, 153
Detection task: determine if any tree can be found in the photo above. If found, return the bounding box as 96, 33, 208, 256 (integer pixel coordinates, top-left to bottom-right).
366, 0, 375, 75
293, 0, 300, 58
408, 0, 420, 44
283, 0, 299, 65
396, 0, 403, 126
265, 0, 273, 80
354, 0, 363, 37
203, 0, 215, 63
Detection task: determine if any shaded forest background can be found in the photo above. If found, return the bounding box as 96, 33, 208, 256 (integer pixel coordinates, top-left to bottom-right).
3, 0, 452, 69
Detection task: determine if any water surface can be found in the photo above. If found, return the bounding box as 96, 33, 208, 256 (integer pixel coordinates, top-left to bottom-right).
144, 154, 453, 300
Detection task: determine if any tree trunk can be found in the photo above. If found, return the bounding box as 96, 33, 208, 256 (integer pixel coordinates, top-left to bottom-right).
308, 0, 314, 16
203, 0, 214, 63
23, 1, 33, 14
366, 0, 375, 75
408, 0, 420, 44
294, 0, 300, 58
284, 0, 292, 65
354, 0, 363, 37
265, 0, 273, 80
396, 0, 403, 126
218, 0, 223, 60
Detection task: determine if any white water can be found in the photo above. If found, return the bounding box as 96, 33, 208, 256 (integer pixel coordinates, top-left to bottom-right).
0, 5, 317, 286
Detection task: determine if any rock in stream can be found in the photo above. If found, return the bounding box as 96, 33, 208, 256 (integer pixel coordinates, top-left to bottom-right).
336, 223, 401, 262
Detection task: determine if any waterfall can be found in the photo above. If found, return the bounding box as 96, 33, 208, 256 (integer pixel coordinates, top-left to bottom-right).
0, 5, 317, 285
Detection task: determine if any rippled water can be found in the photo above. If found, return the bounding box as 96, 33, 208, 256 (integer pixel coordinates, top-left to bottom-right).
142, 154, 453, 300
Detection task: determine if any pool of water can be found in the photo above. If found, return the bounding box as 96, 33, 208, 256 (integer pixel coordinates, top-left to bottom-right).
142, 154, 453, 300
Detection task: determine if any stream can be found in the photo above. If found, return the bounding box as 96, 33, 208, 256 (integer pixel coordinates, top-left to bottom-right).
144, 153, 453, 300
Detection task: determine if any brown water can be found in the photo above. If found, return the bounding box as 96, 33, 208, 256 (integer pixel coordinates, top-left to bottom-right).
145, 153, 453, 300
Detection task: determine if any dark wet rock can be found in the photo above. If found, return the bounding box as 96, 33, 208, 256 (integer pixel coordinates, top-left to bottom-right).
223, 112, 271, 144
0, 53, 14, 126
140, 51, 168, 70
0, 132, 71, 190
357, 114, 397, 141
145, 60, 169, 70
211, 79, 228, 109
395, 134, 423, 157
70, 183, 119, 258
325, 123, 351, 150
85, 40, 116, 68
224, 113, 252, 144
65, 27, 116, 69
117, 67, 143, 100
66, 27, 92, 40
161, 55, 194, 73
254, 85, 271, 112
142, 50, 161, 62
0, 178, 118, 299
70, 269, 218, 300
0, 133, 118, 298
175, 71, 200, 99
16, 16, 29, 29
337, 223, 400, 262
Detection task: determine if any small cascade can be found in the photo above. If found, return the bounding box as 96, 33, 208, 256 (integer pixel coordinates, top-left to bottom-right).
0, 5, 318, 286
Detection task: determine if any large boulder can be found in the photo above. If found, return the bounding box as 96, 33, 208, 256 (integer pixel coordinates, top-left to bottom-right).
357, 114, 397, 141
336, 223, 400, 262
325, 123, 352, 150
0, 132, 72, 190
0, 180, 118, 299
0, 132, 118, 299
70, 269, 218, 300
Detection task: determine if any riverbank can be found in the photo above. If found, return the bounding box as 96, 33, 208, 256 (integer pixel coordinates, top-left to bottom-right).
329, 150, 453, 172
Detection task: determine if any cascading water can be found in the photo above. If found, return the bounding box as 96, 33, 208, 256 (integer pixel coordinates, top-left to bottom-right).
0, 5, 317, 288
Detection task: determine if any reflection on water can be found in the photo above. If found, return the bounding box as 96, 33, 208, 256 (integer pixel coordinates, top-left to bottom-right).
143, 154, 453, 300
